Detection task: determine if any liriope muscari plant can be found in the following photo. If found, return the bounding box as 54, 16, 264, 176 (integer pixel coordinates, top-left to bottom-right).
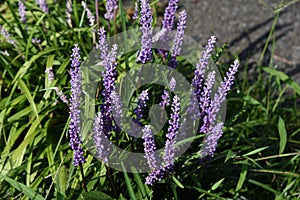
40, 0, 239, 186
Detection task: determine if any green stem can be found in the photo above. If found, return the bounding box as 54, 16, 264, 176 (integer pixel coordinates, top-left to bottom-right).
79, 164, 87, 192
258, 12, 280, 66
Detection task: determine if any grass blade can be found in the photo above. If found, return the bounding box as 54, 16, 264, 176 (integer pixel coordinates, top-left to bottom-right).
235, 164, 248, 191
81, 191, 114, 200
242, 146, 269, 157
248, 179, 280, 195
17, 79, 40, 123
192, 186, 225, 200
278, 117, 287, 154
172, 176, 184, 189
131, 167, 148, 199
122, 164, 137, 200
56, 165, 68, 198
0, 174, 44, 200
263, 67, 300, 96
211, 178, 225, 191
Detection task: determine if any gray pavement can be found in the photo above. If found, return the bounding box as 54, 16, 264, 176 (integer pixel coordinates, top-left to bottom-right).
178, 0, 300, 83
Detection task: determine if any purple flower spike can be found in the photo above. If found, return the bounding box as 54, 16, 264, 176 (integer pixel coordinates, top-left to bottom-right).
0, 25, 10, 40
207, 59, 239, 129
142, 125, 165, 185
142, 125, 158, 170
145, 167, 164, 185
162, 0, 178, 32
18, 0, 26, 23
168, 10, 186, 68
136, 0, 153, 64
169, 77, 176, 92
201, 122, 223, 156
152, 29, 167, 43
98, 27, 109, 60
200, 60, 239, 157
104, 0, 118, 21
111, 91, 123, 131
172, 10, 187, 58
192, 36, 217, 100
134, 89, 149, 124
66, 0, 72, 27
199, 71, 216, 133
111, 91, 123, 121
159, 0, 178, 59
82, 1, 95, 27
93, 111, 111, 163
102, 44, 118, 134
0, 25, 16, 45
160, 90, 170, 108
55, 87, 69, 105
163, 95, 180, 171
133, 1, 139, 20
36, 0, 49, 14
102, 45, 118, 98
187, 89, 200, 120
69, 44, 85, 166
160, 77, 176, 107
97, 27, 119, 134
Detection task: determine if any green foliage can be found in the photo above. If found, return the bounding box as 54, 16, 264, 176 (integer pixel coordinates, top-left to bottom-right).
0, 174, 44, 200
0, 0, 299, 199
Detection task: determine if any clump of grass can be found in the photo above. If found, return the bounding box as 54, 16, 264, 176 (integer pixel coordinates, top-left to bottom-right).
0, 0, 299, 199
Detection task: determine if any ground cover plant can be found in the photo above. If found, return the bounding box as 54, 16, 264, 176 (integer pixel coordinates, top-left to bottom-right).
0, 0, 299, 199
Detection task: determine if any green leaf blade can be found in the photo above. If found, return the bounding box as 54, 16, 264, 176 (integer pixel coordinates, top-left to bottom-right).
0, 174, 44, 200
278, 117, 287, 154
